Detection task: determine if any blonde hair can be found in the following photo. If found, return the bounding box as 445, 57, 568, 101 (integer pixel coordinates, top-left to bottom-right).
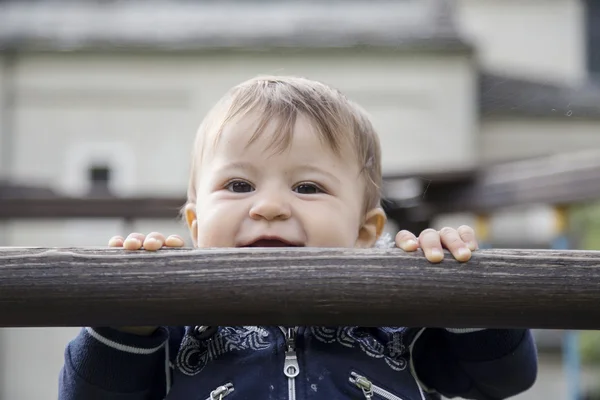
186, 75, 383, 214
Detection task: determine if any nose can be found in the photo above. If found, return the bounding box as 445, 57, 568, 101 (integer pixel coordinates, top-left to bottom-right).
249, 191, 291, 221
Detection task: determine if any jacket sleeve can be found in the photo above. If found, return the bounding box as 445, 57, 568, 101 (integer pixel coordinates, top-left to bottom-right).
58, 326, 179, 400
411, 328, 538, 399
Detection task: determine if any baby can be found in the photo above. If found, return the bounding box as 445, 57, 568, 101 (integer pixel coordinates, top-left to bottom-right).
59, 76, 537, 400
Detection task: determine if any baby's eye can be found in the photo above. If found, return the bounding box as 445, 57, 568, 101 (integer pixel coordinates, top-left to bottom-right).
294, 183, 323, 195
226, 180, 254, 193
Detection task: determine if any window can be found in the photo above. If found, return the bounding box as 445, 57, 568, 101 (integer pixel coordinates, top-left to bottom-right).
89, 165, 110, 185
88, 165, 112, 196
61, 141, 135, 197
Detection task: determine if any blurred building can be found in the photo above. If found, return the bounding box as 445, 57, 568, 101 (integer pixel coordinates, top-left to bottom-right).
1, 0, 600, 398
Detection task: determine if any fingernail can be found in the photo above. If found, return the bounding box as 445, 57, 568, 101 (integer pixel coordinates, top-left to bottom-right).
431, 248, 443, 259
406, 239, 418, 248
458, 247, 471, 258
468, 242, 478, 251
146, 238, 159, 247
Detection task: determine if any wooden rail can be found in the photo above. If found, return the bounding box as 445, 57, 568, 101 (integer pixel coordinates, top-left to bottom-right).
1, 246, 599, 329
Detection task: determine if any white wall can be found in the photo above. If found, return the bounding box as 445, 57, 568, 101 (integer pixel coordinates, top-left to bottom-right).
454, 0, 586, 83
8, 50, 476, 196
0, 54, 8, 177
480, 117, 600, 163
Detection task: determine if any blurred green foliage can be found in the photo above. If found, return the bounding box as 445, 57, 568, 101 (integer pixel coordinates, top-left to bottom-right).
580, 331, 600, 365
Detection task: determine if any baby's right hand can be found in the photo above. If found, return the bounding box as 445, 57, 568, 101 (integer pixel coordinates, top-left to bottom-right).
108, 232, 185, 251
107, 232, 185, 336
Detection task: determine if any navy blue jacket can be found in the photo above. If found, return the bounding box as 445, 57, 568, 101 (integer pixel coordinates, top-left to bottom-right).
59, 325, 537, 399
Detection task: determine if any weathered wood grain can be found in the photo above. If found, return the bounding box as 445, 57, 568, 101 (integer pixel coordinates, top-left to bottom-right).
1, 247, 599, 329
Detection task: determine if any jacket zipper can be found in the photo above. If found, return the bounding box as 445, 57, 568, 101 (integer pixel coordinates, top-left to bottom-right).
350, 372, 404, 400
204, 382, 234, 400
280, 327, 299, 400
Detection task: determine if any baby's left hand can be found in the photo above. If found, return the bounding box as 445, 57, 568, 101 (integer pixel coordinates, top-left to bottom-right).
395, 226, 478, 263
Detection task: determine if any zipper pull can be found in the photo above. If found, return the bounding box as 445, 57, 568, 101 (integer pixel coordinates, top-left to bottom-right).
350, 372, 374, 399
208, 383, 234, 400
284, 350, 300, 378
283, 327, 300, 378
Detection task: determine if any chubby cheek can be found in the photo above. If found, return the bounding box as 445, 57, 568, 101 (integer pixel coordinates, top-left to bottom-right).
303, 208, 360, 248
194, 204, 242, 248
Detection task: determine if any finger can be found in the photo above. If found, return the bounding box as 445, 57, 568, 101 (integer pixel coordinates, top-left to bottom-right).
439, 227, 472, 262
108, 236, 125, 247
143, 232, 166, 251
123, 233, 146, 250
395, 230, 419, 252
165, 235, 185, 248
458, 225, 479, 251
418, 228, 444, 263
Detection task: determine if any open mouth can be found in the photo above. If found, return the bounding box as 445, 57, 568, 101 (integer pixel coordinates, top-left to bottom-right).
244, 238, 303, 247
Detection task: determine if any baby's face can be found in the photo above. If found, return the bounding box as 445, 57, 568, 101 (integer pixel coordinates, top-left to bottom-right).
187, 114, 381, 248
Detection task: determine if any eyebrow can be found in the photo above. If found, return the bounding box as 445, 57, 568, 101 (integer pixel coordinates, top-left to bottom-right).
214, 162, 259, 175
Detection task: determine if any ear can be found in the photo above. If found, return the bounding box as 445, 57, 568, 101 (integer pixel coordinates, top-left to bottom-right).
356, 208, 387, 248
184, 203, 199, 247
